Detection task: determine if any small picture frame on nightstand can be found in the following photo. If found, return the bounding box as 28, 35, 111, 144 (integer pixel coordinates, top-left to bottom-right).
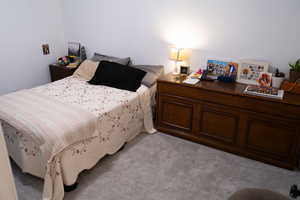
180, 66, 190, 76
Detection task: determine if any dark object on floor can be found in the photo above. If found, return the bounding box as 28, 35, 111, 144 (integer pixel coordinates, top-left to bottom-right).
64, 182, 78, 192
229, 188, 289, 200
290, 185, 300, 199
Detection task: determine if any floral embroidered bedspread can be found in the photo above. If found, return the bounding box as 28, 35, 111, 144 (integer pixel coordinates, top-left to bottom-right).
0, 76, 155, 200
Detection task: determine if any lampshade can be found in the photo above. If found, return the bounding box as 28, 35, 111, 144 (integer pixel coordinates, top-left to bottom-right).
169, 47, 188, 61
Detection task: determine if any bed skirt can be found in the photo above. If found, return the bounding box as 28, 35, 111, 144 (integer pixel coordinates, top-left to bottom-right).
3, 117, 145, 199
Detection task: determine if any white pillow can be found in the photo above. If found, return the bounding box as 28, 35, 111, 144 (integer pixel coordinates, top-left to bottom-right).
73, 60, 99, 80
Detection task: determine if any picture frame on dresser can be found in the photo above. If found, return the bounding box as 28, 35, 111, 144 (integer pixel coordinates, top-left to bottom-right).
237, 60, 269, 85
206, 57, 234, 77
180, 66, 190, 75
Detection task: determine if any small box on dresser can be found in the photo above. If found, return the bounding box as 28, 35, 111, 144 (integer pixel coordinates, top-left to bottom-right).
156, 74, 300, 170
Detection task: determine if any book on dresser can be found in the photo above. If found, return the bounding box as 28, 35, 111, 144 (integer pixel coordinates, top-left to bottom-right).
156, 73, 300, 170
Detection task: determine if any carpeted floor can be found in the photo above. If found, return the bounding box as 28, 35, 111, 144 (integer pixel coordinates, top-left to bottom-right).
13, 132, 300, 200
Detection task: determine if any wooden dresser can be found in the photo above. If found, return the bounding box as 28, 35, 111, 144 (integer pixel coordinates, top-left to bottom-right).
156, 74, 300, 169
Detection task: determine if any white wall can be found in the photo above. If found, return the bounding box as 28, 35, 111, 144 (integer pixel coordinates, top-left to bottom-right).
0, 0, 66, 95
1, 0, 299, 94
61, 0, 300, 74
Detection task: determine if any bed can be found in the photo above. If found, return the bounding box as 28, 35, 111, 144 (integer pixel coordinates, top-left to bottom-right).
0, 58, 161, 200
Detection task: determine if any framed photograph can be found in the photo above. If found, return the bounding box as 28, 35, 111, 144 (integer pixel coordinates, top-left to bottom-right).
42, 44, 50, 55
180, 66, 190, 75
244, 85, 284, 100
257, 72, 272, 87
207, 59, 228, 76
237, 60, 269, 85
206, 58, 238, 75
206, 58, 239, 80
68, 42, 81, 57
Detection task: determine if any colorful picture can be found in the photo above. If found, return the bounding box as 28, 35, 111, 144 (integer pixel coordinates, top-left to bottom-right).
257, 72, 272, 87
244, 85, 284, 99
246, 85, 278, 96
237, 60, 269, 85
206, 59, 238, 78
224, 62, 238, 76
207, 60, 228, 76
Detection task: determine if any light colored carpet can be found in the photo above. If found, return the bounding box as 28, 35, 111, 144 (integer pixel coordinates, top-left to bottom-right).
12, 132, 300, 200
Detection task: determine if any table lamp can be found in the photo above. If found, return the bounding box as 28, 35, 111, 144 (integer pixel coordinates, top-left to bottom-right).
169, 47, 188, 75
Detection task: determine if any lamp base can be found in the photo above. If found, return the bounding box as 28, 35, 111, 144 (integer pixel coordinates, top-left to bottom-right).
172, 60, 180, 75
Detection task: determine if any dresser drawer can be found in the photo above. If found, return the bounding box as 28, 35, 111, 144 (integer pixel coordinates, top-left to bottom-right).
243, 113, 299, 163
157, 95, 196, 135
197, 103, 241, 145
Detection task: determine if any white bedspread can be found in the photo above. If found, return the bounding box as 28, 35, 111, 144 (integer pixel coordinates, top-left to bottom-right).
0, 77, 155, 200
0, 90, 98, 160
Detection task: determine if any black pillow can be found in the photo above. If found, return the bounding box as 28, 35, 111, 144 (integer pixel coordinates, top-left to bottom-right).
88, 61, 147, 92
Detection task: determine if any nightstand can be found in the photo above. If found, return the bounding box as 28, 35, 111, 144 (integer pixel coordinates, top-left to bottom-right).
49, 64, 78, 82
